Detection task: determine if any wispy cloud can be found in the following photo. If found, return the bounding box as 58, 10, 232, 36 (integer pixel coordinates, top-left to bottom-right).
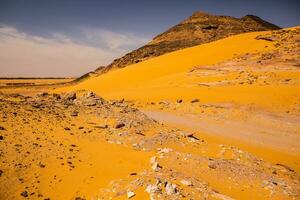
0, 25, 149, 77
82, 28, 149, 51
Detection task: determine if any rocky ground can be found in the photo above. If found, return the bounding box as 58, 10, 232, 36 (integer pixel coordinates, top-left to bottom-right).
0, 91, 299, 199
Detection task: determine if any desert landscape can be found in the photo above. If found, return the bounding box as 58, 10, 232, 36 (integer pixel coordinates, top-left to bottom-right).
0, 2, 300, 200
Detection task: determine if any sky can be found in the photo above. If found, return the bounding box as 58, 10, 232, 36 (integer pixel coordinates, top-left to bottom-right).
0, 0, 299, 77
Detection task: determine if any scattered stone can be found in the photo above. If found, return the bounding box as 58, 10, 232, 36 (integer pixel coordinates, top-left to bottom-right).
21, 191, 28, 197
94, 124, 108, 129
0, 126, 6, 130
190, 98, 199, 103
0, 169, 3, 177
165, 182, 177, 195
208, 163, 217, 169
38, 162, 46, 168
176, 99, 183, 103
64, 127, 71, 131
151, 162, 162, 171
115, 122, 125, 129
181, 132, 199, 140
75, 197, 85, 200
70, 111, 78, 117
146, 184, 161, 194
0, 135, 4, 140
180, 179, 193, 186
37, 92, 48, 97
63, 92, 76, 101
52, 93, 61, 100
127, 191, 136, 199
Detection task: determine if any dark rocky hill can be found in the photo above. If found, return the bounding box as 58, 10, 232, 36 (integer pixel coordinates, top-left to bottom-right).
79, 11, 280, 80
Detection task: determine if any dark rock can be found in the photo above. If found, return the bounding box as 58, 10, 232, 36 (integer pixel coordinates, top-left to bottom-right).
52, 93, 61, 100
38, 162, 46, 168
0, 169, 3, 177
208, 163, 217, 169
75, 197, 86, 200
115, 122, 125, 129
190, 99, 199, 103
0, 126, 6, 130
21, 191, 28, 197
37, 92, 48, 97
0, 135, 4, 140
64, 127, 71, 131
177, 99, 183, 103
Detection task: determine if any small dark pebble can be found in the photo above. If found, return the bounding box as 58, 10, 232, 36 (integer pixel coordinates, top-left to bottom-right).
115, 122, 125, 129
21, 191, 28, 197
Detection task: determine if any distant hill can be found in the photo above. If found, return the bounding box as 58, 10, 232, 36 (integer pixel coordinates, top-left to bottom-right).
79, 11, 280, 80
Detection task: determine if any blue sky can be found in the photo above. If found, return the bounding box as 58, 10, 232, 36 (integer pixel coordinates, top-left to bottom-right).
0, 0, 299, 77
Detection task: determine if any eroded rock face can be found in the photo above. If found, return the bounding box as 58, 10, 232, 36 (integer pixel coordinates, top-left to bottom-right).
89, 11, 280, 77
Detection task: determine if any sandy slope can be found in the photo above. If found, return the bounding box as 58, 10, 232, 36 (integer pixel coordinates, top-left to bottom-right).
61, 28, 299, 112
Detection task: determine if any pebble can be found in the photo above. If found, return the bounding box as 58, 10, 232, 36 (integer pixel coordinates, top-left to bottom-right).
20, 191, 28, 197
127, 191, 135, 199
115, 122, 125, 129
180, 179, 193, 186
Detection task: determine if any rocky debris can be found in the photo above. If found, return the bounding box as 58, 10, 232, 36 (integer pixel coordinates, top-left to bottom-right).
176, 99, 183, 103
146, 184, 162, 196
150, 156, 162, 171
64, 127, 71, 131
63, 92, 76, 101
0, 126, 5, 130
37, 92, 48, 97
190, 99, 199, 103
94, 124, 108, 129
38, 162, 46, 168
0, 169, 3, 177
52, 93, 61, 100
115, 122, 125, 129
180, 179, 193, 186
75, 197, 86, 200
70, 111, 79, 117
256, 34, 278, 42
127, 191, 136, 199
79, 91, 105, 106
0, 135, 4, 140
20, 191, 28, 197
165, 182, 177, 195
180, 132, 199, 141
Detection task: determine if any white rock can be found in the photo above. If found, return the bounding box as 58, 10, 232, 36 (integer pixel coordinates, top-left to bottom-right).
146, 184, 159, 193
165, 182, 177, 195
151, 162, 162, 171
159, 148, 172, 153
127, 191, 136, 199
150, 156, 157, 164
180, 179, 193, 186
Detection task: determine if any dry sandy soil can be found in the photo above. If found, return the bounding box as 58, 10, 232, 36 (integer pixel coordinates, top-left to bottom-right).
0, 27, 300, 199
